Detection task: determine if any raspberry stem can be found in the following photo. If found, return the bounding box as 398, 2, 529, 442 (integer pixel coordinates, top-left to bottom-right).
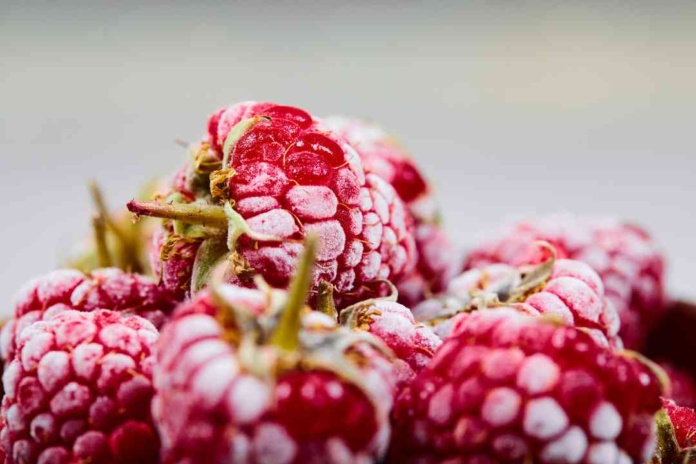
90, 180, 143, 272
271, 235, 318, 351
127, 200, 228, 228
92, 215, 113, 267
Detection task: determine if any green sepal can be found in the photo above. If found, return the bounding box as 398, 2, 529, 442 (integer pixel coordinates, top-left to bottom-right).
190, 238, 231, 295
652, 409, 696, 463
222, 116, 269, 168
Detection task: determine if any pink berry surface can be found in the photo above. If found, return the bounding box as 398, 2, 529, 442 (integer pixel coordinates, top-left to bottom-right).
389, 308, 663, 463
0, 309, 160, 464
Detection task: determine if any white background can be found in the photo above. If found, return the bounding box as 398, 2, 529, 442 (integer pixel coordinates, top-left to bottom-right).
1, 1, 695, 314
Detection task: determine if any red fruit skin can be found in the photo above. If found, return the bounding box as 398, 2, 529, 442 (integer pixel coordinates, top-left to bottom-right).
0, 309, 160, 464
662, 398, 696, 449
0, 268, 178, 363
153, 286, 397, 464
465, 215, 666, 349
324, 117, 460, 306
153, 103, 417, 307
389, 309, 663, 463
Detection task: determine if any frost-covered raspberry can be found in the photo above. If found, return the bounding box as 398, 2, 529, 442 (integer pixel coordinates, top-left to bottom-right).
130, 102, 416, 307
0, 268, 177, 363
152, 238, 397, 463
340, 297, 442, 389
465, 214, 665, 348
658, 398, 696, 461
415, 246, 622, 348
389, 308, 663, 463
324, 117, 460, 305
0, 309, 160, 464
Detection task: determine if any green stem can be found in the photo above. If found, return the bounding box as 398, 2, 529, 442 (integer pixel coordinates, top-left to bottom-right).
127, 200, 228, 228
92, 216, 113, 268
270, 235, 318, 351
89, 181, 143, 271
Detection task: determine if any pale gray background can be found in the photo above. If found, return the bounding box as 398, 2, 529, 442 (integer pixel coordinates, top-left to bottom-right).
1, 0, 695, 314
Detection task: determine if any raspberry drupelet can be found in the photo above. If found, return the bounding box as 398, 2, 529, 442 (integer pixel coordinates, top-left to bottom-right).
389, 308, 663, 463
152, 237, 397, 463
465, 214, 665, 348
0, 309, 160, 464
130, 102, 416, 307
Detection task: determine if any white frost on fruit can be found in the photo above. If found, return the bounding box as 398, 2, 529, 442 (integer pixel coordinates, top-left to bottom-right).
589, 402, 622, 440
523, 397, 569, 439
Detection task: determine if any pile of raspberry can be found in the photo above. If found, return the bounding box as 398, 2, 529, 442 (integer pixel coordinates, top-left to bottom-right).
0, 101, 689, 464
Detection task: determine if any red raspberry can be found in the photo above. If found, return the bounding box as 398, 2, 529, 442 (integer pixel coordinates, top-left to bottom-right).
389, 308, 663, 463
0, 309, 160, 464
340, 298, 442, 389
415, 247, 622, 348
130, 102, 416, 307
465, 215, 666, 348
0, 268, 177, 364
152, 239, 397, 463
325, 117, 460, 305
660, 399, 696, 455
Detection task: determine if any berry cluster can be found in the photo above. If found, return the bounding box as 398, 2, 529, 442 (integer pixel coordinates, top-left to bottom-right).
0, 101, 690, 464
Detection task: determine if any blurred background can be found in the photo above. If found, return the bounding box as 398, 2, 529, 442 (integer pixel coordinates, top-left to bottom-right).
1, 0, 695, 310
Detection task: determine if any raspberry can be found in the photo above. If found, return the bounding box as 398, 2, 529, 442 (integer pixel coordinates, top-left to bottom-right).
656, 399, 696, 462
0, 309, 160, 464
389, 308, 663, 463
340, 297, 442, 389
129, 102, 416, 307
0, 268, 177, 363
465, 214, 665, 348
414, 245, 622, 348
152, 238, 397, 463
325, 117, 460, 305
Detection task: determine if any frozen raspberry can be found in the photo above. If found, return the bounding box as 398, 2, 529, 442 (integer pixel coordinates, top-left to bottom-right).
340, 297, 442, 389
325, 117, 460, 306
656, 399, 696, 462
129, 102, 416, 307
152, 238, 397, 463
415, 245, 622, 348
389, 308, 663, 463
0, 309, 160, 464
465, 214, 666, 348
0, 268, 178, 363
